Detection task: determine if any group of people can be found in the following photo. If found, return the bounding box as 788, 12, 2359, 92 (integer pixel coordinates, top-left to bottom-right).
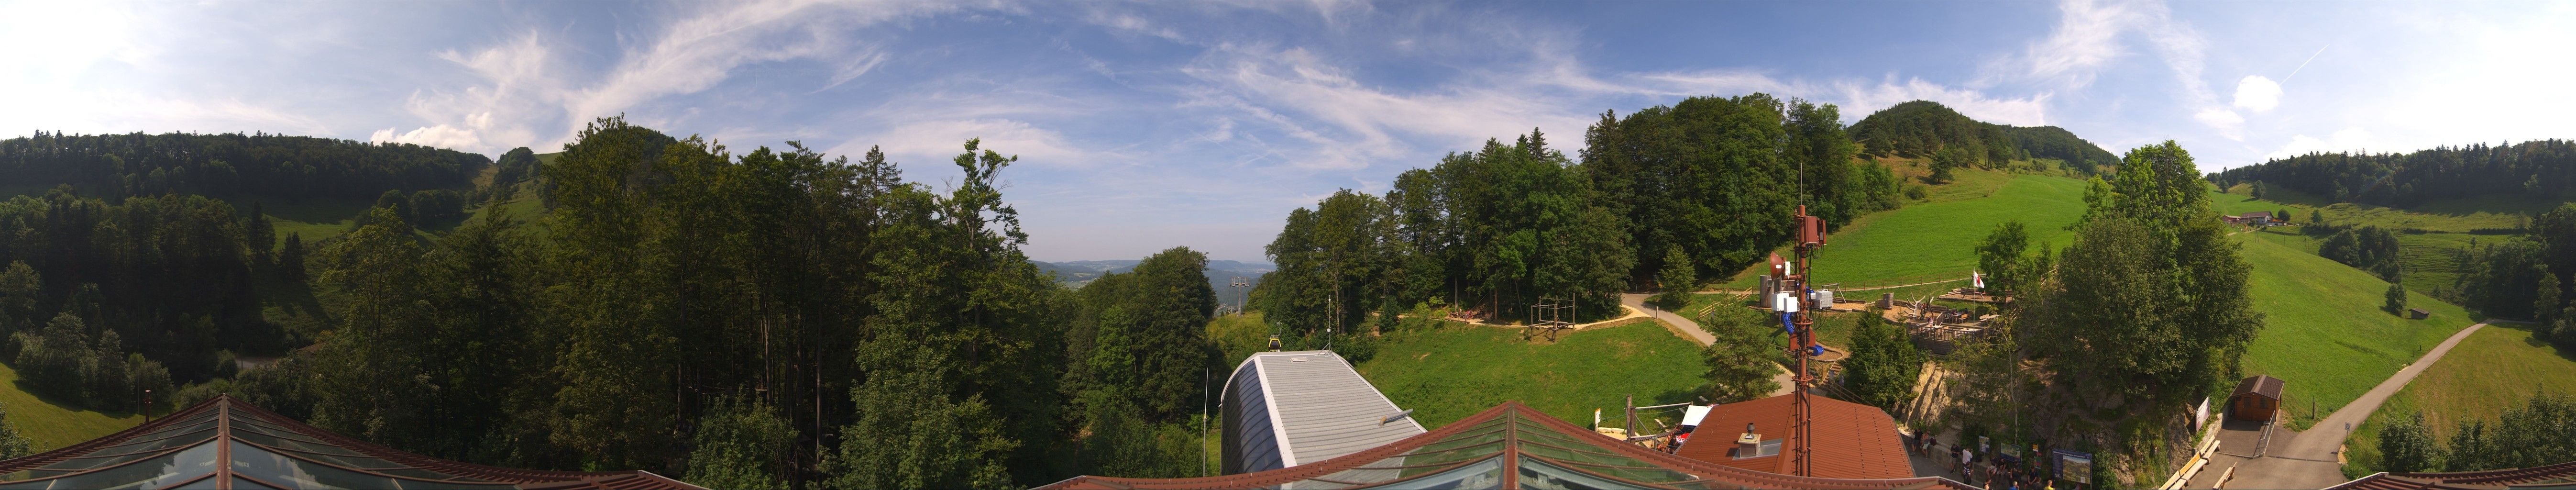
1907, 430, 2061, 490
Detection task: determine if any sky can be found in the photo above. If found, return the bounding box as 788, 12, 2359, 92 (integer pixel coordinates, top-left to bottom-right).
3, 1, 2572, 263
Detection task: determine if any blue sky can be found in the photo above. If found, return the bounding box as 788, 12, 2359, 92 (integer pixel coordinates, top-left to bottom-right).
3, 1, 2572, 262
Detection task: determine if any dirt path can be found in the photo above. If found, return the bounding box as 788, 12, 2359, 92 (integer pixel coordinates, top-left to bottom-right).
2222, 322, 2492, 489
1620, 293, 1795, 397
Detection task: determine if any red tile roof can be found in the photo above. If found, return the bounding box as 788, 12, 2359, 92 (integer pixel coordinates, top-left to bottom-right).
1673, 393, 1917, 479
1039, 401, 1968, 490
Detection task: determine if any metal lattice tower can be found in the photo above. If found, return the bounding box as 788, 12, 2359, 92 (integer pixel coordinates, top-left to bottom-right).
1767, 205, 1827, 477
1229, 276, 1251, 316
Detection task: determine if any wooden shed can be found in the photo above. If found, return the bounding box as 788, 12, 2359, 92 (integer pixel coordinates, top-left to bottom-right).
2408, 308, 2431, 320
2231, 375, 2286, 422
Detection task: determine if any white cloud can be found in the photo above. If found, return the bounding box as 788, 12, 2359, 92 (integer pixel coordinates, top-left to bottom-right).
2232, 75, 2281, 112
850, 119, 1101, 170
2194, 108, 2244, 139
370, 124, 482, 149
1181, 44, 1594, 170
1838, 78, 2052, 127
2009, 0, 2136, 89
2264, 127, 2378, 160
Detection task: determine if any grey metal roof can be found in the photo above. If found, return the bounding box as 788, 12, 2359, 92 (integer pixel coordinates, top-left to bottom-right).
1236, 350, 1426, 467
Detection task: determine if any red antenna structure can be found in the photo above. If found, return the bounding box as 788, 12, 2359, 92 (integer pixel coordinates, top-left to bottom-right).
1767, 205, 1827, 477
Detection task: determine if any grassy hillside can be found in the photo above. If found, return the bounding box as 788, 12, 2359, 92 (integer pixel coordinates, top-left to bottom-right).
1354, 319, 1707, 429
1724, 172, 2089, 288
0, 363, 143, 451
2345, 324, 2576, 475
2235, 231, 2479, 429
2210, 186, 2523, 295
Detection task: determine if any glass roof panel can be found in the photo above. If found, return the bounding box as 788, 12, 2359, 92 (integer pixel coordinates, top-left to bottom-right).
13, 440, 216, 490
64, 426, 218, 460
226, 442, 520, 490
228, 433, 427, 474
1363, 456, 1504, 490
225, 417, 344, 447
230, 476, 282, 490
230, 441, 405, 490
167, 475, 222, 490
1516, 458, 1651, 490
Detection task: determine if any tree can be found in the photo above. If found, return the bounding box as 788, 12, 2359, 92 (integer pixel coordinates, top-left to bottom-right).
245, 201, 275, 268
825, 347, 1015, 489
2386, 282, 2409, 315
1699, 301, 1782, 403
1068, 247, 1216, 423
1842, 312, 1924, 408
0, 401, 33, 459
2381, 411, 2444, 473
278, 233, 307, 282
1975, 221, 2048, 297
1655, 247, 1696, 308
2026, 141, 2261, 401
684, 395, 798, 490
1929, 147, 1966, 184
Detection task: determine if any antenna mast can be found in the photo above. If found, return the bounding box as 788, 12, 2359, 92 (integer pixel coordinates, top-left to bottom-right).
1769, 205, 1827, 477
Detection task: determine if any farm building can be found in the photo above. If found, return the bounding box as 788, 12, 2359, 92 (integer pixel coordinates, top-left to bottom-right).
1042, 401, 1971, 490
0, 395, 699, 489
2231, 375, 2287, 422
2408, 308, 2431, 320
2222, 212, 2277, 226
1670, 393, 1916, 480
1220, 350, 1426, 475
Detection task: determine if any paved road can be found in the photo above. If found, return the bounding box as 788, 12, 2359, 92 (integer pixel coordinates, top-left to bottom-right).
2223, 322, 2492, 489
1621, 293, 1794, 398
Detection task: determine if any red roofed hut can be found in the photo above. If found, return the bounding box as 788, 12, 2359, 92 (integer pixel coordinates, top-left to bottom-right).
2231, 375, 2287, 423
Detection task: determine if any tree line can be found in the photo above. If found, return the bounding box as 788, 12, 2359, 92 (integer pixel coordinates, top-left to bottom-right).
1849, 100, 2117, 174
0, 131, 488, 200
0, 190, 275, 388
2379, 392, 2576, 474
116, 117, 1232, 489
2213, 140, 2576, 207
1255, 95, 1906, 336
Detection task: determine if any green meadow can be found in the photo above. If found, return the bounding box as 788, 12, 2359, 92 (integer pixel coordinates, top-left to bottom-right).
1354, 319, 1709, 429
2344, 324, 2576, 476
0, 362, 143, 452
2234, 231, 2479, 429
1722, 170, 2090, 288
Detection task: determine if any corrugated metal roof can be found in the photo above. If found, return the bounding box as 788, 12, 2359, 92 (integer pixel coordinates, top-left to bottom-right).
1672, 393, 1916, 480
1241, 350, 1426, 466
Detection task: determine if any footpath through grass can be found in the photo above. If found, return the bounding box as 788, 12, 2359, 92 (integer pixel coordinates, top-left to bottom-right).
2235, 232, 2477, 429
1722, 172, 2089, 288
1354, 319, 1707, 429
0, 362, 143, 451
2345, 324, 2576, 475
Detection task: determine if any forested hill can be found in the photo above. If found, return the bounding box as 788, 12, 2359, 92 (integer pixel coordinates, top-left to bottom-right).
2213, 140, 2576, 207
0, 131, 490, 200
1849, 100, 2117, 173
